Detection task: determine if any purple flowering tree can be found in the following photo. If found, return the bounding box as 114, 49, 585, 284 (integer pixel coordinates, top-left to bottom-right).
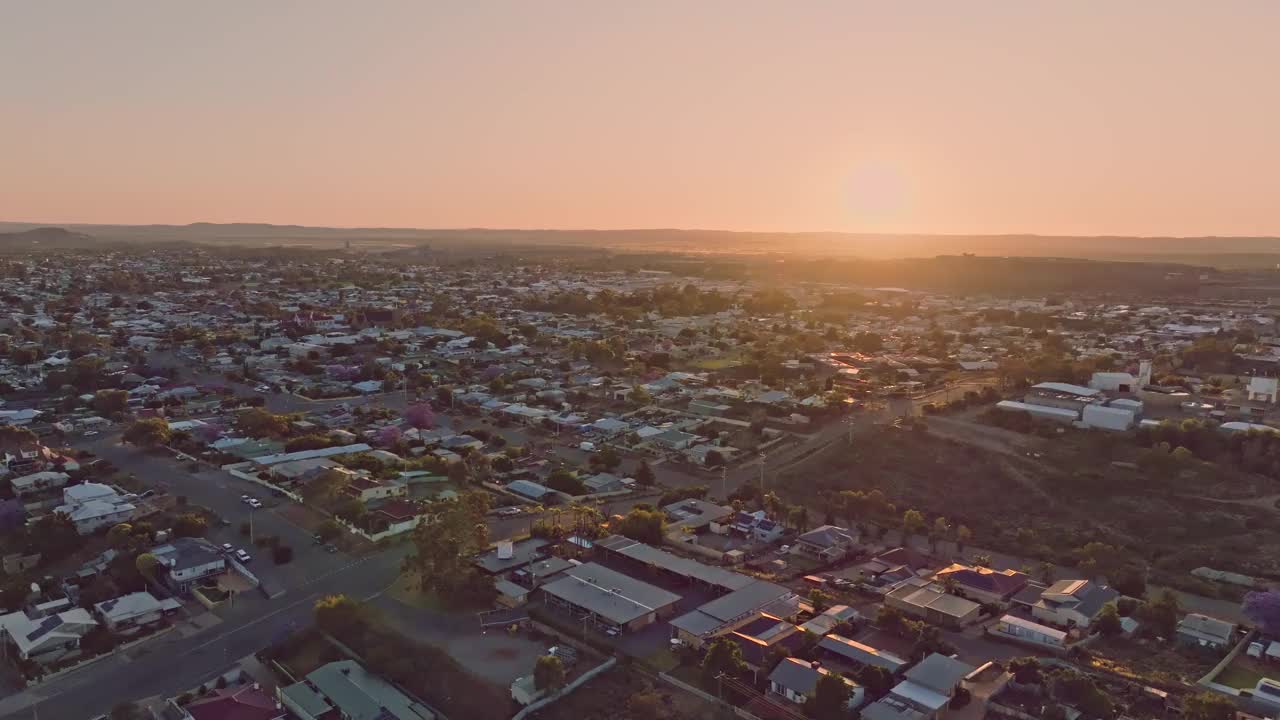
1243, 590, 1280, 635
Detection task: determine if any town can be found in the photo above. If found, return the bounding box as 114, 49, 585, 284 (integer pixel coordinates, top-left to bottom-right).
0, 247, 1275, 720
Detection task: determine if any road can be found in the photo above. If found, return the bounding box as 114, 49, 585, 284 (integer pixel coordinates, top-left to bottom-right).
0, 549, 403, 719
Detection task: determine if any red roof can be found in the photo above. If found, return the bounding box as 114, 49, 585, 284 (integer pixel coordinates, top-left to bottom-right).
185, 686, 282, 720
377, 499, 420, 521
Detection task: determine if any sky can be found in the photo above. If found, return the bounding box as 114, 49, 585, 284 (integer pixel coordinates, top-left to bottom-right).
2, 1, 1278, 237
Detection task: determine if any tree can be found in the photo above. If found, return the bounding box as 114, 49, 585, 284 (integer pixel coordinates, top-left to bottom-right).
1244, 590, 1280, 636
236, 408, 290, 438
314, 594, 366, 637
533, 654, 566, 691
1184, 692, 1237, 720
106, 523, 136, 549
616, 507, 666, 545
956, 525, 972, 551
123, 417, 171, 447
285, 434, 334, 453
856, 665, 895, 699
93, 389, 130, 415
172, 513, 208, 538
630, 385, 652, 405
26, 512, 81, 562
597, 446, 622, 470
788, 505, 810, 532
1137, 589, 1181, 638
809, 588, 832, 612
805, 673, 852, 720
316, 519, 343, 543
135, 553, 160, 582
402, 492, 496, 607
930, 516, 950, 551
1094, 602, 1123, 637
704, 449, 726, 468
406, 403, 436, 429
545, 467, 586, 495
902, 509, 925, 538
700, 637, 747, 687
634, 460, 656, 487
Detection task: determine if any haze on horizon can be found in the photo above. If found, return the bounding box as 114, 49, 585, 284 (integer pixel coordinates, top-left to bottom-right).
2, 1, 1278, 239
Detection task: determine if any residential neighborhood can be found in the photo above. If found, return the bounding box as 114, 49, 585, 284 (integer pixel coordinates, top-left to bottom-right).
0, 248, 1277, 720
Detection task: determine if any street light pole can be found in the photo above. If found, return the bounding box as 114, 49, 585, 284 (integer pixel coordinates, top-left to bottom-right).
758, 452, 766, 495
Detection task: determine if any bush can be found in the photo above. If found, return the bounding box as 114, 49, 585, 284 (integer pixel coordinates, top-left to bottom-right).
273, 545, 293, 565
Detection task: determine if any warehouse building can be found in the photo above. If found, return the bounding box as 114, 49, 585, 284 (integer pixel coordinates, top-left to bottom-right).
540, 562, 681, 634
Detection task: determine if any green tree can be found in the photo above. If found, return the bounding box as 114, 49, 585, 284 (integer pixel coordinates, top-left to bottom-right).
235, 408, 291, 438
313, 594, 366, 637
172, 513, 208, 538
92, 389, 130, 415
956, 524, 972, 551
135, 553, 160, 582
26, 512, 81, 562
700, 637, 747, 687
402, 493, 496, 607
902, 509, 925, 538
1094, 602, 1123, 637
533, 654, 566, 691
316, 519, 343, 543
805, 673, 852, 720
616, 507, 666, 545
634, 460, 656, 487
1184, 692, 1236, 720
123, 417, 171, 447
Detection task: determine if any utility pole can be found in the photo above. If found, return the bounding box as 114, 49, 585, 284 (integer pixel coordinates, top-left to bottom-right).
249, 505, 255, 545
758, 452, 766, 495
720, 466, 727, 501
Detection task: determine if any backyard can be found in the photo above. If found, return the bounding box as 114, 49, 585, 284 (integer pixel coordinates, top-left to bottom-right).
1214, 655, 1270, 690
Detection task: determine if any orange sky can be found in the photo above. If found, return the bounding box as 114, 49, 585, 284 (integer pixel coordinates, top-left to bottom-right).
2, 2, 1278, 236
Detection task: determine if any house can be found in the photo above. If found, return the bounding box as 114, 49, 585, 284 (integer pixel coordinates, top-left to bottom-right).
800, 604, 862, 637
507, 479, 551, 501
182, 684, 286, 720
862, 653, 974, 720
933, 564, 1028, 604
651, 428, 698, 451
582, 472, 626, 494
769, 657, 864, 709
817, 634, 910, 674
343, 475, 407, 502
474, 538, 551, 575
664, 499, 734, 534
9, 470, 69, 497
0, 607, 98, 665
990, 614, 1067, 650
1031, 579, 1118, 629
93, 591, 170, 632
794, 525, 857, 561
886, 580, 981, 628
278, 659, 435, 720
731, 511, 784, 543
151, 537, 227, 593
1177, 613, 1237, 652
54, 482, 136, 534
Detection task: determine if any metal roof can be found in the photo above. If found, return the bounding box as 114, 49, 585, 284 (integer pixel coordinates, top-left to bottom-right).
540, 563, 681, 626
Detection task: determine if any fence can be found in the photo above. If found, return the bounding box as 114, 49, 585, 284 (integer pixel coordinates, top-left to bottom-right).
657, 672, 766, 720
222, 463, 304, 503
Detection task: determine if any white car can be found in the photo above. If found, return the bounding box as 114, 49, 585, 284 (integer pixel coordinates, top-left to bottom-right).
240, 494, 252, 504
235, 549, 252, 563
255, 385, 271, 393
496, 507, 522, 517
84, 430, 100, 437
221, 543, 234, 553
248, 499, 262, 509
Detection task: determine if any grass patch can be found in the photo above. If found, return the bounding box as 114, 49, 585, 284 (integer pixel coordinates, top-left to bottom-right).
689, 357, 742, 370
1086, 637, 1218, 686
1216, 657, 1268, 689
640, 646, 680, 673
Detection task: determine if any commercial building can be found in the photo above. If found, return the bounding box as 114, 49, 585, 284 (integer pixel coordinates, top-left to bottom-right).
540, 562, 681, 634
990, 615, 1067, 650
278, 660, 434, 720
885, 581, 981, 628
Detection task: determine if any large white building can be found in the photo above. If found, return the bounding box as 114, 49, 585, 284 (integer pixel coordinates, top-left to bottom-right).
54, 483, 136, 534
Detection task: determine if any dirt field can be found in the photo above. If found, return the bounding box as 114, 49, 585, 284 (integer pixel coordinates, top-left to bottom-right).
780, 421, 1280, 588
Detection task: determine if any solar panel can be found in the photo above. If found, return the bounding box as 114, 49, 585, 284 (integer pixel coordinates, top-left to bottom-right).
26, 615, 63, 642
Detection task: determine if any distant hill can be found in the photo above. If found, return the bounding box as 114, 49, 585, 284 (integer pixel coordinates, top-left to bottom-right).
1, 221, 1279, 263
0, 227, 96, 249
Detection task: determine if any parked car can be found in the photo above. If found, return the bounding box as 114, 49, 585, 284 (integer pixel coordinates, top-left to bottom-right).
84, 430, 100, 437
221, 543, 234, 553
240, 494, 252, 504
496, 507, 522, 517
248, 499, 263, 509
235, 549, 252, 563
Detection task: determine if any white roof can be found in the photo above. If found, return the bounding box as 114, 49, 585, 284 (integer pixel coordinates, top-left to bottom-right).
1032, 382, 1100, 397
891, 681, 950, 711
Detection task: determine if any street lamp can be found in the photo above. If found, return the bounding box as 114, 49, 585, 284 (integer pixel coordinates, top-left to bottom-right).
758, 452, 766, 495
